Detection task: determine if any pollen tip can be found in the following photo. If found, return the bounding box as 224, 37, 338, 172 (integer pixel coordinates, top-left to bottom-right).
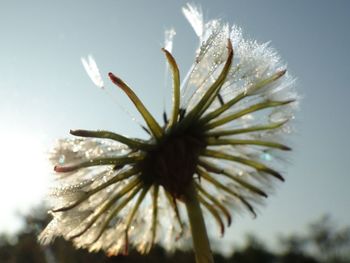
108, 72, 115, 79
284, 145, 292, 151
220, 227, 225, 237
54, 165, 72, 173
70, 129, 87, 137
266, 168, 285, 181
279, 119, 289, 126
276, 69, 287, 79
227, 38, 233, 53
275, 99, 295, 106
108, 72, 119, 83
162, 47, 173, 58
124, 234, 129, 255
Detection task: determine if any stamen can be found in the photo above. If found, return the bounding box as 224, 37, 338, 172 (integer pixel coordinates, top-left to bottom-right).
108, 72, 163, 140
179, 108, 186, 121
203, 149, 284, 181
217, 93, 224, 106
163, 111, 168, 125
70, 129, 152, 150
205, 99, 295, 130
141, 125, 152, 135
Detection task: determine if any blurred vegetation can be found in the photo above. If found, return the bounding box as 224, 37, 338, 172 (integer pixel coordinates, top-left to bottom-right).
1, 209, 349, 263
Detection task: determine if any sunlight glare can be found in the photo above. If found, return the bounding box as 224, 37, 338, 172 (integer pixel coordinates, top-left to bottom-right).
0, 132, 50, 234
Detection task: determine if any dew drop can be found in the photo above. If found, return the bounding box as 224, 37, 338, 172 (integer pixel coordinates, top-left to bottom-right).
58, 155, 66, 164
261, 152, 272, 161
269, 111, 291, 123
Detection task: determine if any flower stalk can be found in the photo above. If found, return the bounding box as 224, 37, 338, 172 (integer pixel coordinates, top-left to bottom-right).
184, 181, 214, 263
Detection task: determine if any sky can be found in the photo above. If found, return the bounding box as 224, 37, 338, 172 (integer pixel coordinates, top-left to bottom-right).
0, 0, 349, 254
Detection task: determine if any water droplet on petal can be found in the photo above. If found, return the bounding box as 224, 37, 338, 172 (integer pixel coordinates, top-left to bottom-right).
261, 152, 272, 161
59, 155, 66, 164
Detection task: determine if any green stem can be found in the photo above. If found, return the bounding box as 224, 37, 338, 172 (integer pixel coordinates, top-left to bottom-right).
184, 181, 214, 263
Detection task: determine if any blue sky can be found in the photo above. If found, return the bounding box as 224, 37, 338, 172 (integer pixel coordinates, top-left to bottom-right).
0, 0, 349, 253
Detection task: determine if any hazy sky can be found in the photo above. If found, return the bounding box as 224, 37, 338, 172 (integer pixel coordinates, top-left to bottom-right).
1, 0, 349, 253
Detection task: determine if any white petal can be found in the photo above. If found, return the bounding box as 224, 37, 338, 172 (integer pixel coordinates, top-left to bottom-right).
164, 28, 176, 53
181, 20, 229, 111
81, 55, 104, 89
182, 3, 203, 38
182, 20, 297, 120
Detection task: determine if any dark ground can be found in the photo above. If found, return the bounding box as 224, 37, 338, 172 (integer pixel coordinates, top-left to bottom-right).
1, 210, 349, 263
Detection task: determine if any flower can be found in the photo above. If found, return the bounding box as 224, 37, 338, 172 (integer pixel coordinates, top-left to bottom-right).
39, 3, 297, 257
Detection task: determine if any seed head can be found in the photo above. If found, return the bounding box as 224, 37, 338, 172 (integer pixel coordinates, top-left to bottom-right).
39, 3, 298, 256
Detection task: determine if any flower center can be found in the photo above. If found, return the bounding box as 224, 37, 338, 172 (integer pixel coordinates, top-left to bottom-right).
139, 129, 206, 199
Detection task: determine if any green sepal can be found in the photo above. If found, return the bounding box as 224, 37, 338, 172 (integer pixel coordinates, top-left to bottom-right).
180, 39, 233, 130
89, 183, 143, 246
54, 154, 144, 173
70, 129, 152, 150
162, 48, 180, 128
124, 185, 150, 255
197, 166, 257, 217
197, 194, 225, 236
165, 191, 184, 238
206, 137, 291, 151
199, 70, 286, 124
52, 167, 139, 212
205, 120, 287, 137
205, 99, 295, 130
196, 182, 232, 226
68, 176, 141, 239
198, 159, 267, 197
109, 72, 163, 140
202, 149, 284, 181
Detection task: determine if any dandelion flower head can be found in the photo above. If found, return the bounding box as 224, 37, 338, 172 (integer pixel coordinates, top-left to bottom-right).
39, 4, 298, 256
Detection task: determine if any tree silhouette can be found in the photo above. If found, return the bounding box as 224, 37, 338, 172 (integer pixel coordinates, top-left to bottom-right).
1, 208, 349, 263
